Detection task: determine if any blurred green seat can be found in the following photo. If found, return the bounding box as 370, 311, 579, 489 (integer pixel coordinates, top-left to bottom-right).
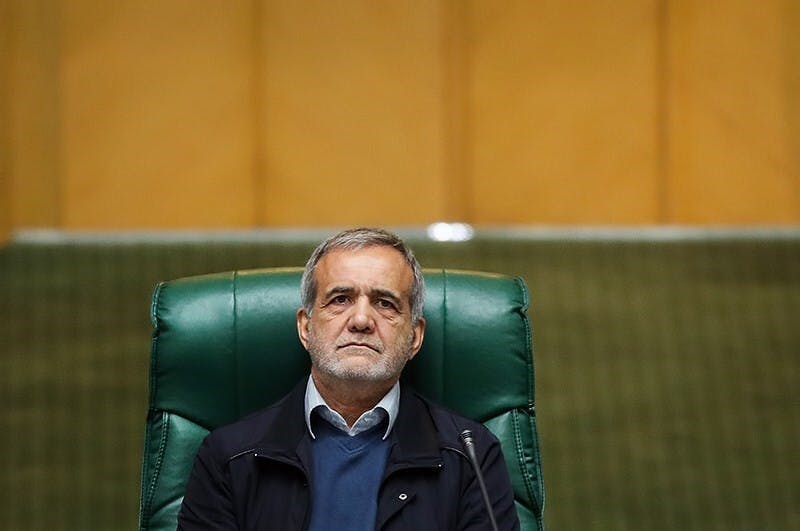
138, 268, 545, 530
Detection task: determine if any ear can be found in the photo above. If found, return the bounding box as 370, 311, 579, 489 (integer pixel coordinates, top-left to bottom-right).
407, 317, 426, 361
296, 308, 311, 350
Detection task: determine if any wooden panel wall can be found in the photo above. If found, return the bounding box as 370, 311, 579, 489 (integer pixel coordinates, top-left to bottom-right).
667, 0, 800, 222
6, 0, 61, 231
0, 0, 10, 242
469, 1, 661, 224
60, 1, 257, 228
258, 0, 448, 226
3, 0, 799, 233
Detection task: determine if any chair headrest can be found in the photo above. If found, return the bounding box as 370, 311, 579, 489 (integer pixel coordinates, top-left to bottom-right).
149, 268, 534, 429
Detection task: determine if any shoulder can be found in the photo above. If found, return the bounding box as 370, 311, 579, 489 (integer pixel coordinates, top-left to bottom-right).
403, 387, 500, 449
200, 387, 302, 460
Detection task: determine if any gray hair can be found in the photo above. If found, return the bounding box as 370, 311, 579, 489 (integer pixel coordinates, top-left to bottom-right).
301, 228, 425, 324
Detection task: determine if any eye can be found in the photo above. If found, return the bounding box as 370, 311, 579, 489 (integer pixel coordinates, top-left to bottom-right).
331, 295, 349, 305
376, 299, 397, 310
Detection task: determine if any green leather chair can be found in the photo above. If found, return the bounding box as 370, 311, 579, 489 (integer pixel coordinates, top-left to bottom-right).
139, 268, 545, 531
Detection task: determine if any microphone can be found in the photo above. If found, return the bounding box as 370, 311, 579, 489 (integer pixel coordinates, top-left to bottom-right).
459, 429, 500, 531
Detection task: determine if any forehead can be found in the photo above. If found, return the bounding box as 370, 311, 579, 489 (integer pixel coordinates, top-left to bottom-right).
314, 246, 413, 296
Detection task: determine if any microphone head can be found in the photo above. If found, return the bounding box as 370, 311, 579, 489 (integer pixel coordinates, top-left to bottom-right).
459, 429, 474, 444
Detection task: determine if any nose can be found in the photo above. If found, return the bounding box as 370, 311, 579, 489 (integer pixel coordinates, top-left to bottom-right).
348, 296, 375, 333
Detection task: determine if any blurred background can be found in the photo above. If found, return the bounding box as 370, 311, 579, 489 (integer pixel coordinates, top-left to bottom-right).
1, 1, 798, 530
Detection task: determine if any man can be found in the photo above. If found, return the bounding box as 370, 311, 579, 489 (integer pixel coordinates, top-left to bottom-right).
178, 228, 520, 530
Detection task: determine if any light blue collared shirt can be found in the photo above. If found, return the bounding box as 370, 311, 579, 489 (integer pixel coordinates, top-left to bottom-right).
304, 376, 400, 440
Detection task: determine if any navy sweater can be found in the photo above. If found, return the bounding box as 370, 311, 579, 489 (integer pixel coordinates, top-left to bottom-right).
307, 416, 391, 531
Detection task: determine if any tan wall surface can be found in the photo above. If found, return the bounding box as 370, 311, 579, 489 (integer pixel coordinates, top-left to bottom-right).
3, 0, 800, 230
60, 1, 257, 228
667, 1, 800, 223
7, 0, 61, 229
470, 1, 661, 224
259, 0, 448, 226
0, 0, 10, 243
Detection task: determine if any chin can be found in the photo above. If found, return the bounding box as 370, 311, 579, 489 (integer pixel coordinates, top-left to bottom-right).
322, 361, 395, 382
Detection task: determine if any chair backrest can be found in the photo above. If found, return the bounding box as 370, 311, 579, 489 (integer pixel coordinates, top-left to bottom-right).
139, 268, 545, 531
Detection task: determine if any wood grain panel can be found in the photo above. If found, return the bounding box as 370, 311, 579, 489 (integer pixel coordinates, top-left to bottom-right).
6, 0, 61, 229
667, 0, 800, 223
259, 0, 447, 226
440, 0, 471, 221
0, 0, 10, 243
59, 1, 257, 228
788, 0, 800, 215
469, 1, 661, 224
4, 1, 798, 231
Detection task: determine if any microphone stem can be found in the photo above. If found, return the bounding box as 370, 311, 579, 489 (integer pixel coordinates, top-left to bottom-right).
461, 431, 500, 531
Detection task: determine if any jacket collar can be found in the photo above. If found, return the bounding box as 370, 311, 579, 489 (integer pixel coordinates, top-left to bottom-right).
253, 379, 311, 464
304, 376, 400, 440
385, 381, 443, 470
253, 378, 443, 470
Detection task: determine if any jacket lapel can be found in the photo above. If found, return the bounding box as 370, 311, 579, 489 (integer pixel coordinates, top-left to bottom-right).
253, 379, 313, 473
377, 384, 444, 528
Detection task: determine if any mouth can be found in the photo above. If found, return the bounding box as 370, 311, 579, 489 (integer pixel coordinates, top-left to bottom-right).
337, 342, 381, 354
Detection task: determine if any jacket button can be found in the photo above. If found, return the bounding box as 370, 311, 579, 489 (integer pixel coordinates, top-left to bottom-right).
398, 493, 408, 501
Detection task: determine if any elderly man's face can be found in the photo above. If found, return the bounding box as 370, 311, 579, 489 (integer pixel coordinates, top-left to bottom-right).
297, 246, 425, 384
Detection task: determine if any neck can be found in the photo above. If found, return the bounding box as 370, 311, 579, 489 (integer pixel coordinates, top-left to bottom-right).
311, 370, 396, 427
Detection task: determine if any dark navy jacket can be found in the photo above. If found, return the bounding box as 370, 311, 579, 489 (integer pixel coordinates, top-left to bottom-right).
178, 380, 520, 530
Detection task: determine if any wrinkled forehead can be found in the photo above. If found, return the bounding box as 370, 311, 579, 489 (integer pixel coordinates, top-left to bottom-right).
314, 246, 413, 299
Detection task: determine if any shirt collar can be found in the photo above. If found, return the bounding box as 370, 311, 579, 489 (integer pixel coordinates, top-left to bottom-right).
304, 375, 399, 440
